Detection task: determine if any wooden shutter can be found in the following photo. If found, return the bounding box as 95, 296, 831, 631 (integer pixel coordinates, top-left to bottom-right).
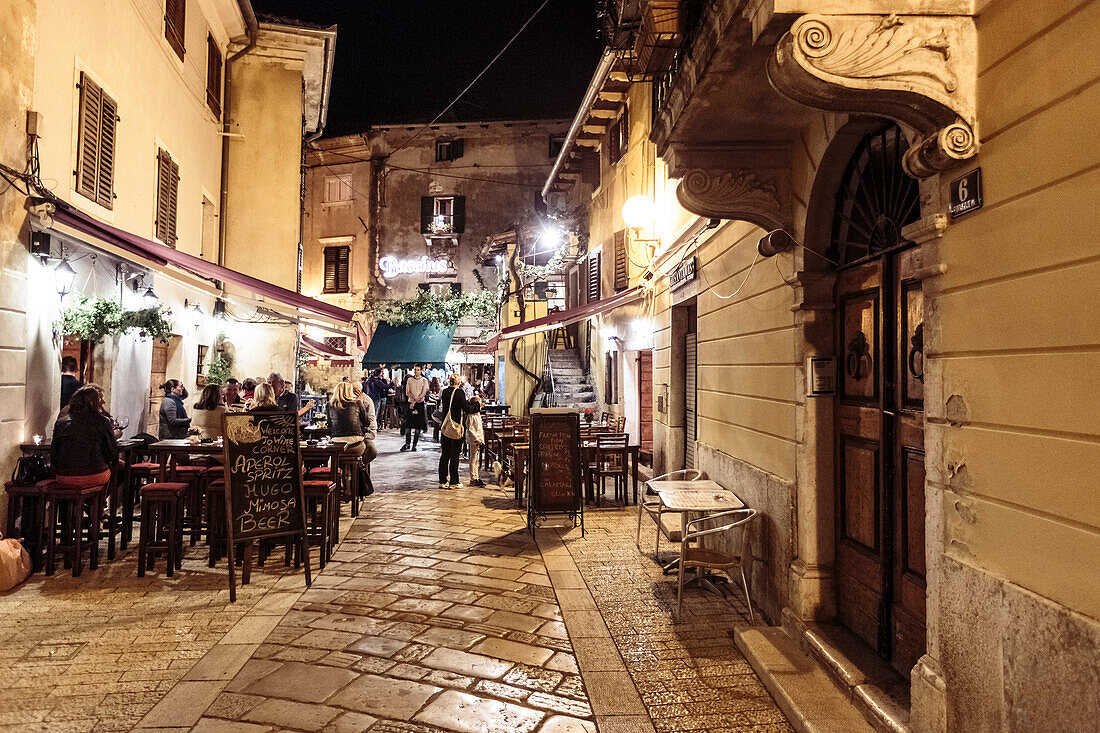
420, 196, 434, 234
165, 0, 186, 60
452, 196, 466, 233
613, 229, 628, 291
155, 149, 179, 247
588, 252, 601, 302
324, 246, 349, 293
75, 72, 102, 203
685, 332, 697, 469
206, 34, 222, 116
451, 138, 464, 159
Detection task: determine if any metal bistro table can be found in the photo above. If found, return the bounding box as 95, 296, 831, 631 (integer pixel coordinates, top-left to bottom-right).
652, 481, 744, 594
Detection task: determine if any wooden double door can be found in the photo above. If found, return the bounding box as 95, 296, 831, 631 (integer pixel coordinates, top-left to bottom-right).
835, 247, 926, 676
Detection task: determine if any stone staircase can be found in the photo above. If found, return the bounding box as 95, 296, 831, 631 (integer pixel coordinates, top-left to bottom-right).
545, 348, 599, 410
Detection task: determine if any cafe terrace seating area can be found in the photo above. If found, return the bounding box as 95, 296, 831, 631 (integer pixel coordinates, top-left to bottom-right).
5, 435, 364, 580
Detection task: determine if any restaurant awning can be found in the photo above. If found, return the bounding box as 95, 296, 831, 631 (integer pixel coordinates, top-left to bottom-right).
50, 202, 354, 326
497, 285, 645, 342
300, 335, 355, 366
361, 322, 456, 370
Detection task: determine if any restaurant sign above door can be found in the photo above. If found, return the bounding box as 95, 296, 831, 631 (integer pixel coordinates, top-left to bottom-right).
670, 256, 697, 290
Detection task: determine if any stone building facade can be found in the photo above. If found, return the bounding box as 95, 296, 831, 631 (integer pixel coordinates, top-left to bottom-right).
302, 119, 571, 361
545, 1, 1100, 730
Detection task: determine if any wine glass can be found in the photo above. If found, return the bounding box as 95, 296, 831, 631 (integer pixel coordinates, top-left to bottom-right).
114, 416, 130, 431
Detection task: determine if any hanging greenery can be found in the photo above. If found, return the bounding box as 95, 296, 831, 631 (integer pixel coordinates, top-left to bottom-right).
374, 288, 497, 330
56, 297, 175, 344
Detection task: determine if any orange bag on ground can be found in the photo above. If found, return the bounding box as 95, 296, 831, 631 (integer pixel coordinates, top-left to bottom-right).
0, 533, 32, 591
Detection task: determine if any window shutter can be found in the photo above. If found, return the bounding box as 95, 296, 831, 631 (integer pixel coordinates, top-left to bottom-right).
323, 247, 337, 292
96, 92, 117, 209
452, 196, 466, 233
452, 138, 464, 159
206, 35, 222, 117
588, 252, 601, 302
165, 0, 186, 60
420, 196, 433, 234
155, 149, 179, 247
324, 246, 349, 293
614, 230, 628, 291
75, 72, 102, 204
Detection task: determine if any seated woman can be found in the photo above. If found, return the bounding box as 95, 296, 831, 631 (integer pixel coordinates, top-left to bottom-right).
247, 382, 281, 412
191, 384, 226, 438
158, 379, 191, 439
51, 384, 119, 489
327, 382, 378, 495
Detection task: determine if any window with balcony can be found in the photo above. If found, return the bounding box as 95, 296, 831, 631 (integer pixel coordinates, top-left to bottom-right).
435, 138, 464, 162
420, 195, 466, 234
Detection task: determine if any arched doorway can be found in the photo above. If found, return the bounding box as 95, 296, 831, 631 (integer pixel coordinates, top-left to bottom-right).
831, 123, 926, 676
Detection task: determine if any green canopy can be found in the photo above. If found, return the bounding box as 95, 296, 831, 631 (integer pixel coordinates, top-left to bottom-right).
362, 322, 456, 370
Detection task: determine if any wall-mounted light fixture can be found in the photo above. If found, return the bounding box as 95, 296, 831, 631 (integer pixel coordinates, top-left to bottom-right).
184, 299, 203, 329
621, 195, 661, 248
54, 258, 77, 298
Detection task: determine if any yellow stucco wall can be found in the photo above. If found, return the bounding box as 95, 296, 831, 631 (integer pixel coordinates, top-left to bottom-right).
932, 0, 1100, 620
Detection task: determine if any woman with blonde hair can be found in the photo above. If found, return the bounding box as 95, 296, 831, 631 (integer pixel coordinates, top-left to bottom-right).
247, 382, 279, 412
327, 381, 377, 495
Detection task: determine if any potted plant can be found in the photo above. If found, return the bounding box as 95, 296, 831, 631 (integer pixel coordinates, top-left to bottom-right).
583, 407, 596, 424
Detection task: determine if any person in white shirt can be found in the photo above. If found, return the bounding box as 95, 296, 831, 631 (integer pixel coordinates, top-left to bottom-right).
401, 364, 430, 451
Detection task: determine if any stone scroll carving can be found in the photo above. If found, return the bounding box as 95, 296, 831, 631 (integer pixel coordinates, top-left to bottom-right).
675, 169, 787, 230
768, 14, 978, 177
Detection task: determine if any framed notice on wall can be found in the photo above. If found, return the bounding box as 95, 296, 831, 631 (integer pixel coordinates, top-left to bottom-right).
528, 409, 584, 535
221, 411, 311, 602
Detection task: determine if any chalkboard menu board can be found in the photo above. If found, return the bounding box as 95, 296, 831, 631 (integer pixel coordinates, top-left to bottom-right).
528, 410, 583, 533
221, 411, 310, 601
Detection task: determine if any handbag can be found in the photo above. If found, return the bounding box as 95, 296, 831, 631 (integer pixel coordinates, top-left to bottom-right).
12, 455, 50, 485
441, 389, 464, 440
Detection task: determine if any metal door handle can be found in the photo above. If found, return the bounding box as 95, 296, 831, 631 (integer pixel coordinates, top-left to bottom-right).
883, 410, 897, 417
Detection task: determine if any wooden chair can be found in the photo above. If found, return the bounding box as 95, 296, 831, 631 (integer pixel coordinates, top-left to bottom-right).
636, 469, 704, 555
43, 477, 110, 577
676, 508, 758, 624
5, 481, 47, 573
590, 433, 629, 504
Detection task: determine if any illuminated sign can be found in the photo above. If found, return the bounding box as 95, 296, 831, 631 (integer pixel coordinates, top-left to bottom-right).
379, 255, 449, 279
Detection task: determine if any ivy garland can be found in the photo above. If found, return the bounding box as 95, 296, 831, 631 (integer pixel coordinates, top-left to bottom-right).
374, 288, 498, 330
56, 297, 175, 344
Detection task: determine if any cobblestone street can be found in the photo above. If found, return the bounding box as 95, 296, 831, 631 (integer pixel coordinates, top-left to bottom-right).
1, 433, 789, 732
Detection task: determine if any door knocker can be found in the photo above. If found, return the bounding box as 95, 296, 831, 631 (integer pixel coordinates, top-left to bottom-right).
846, 331, 871, 380
908, 322, 924, 383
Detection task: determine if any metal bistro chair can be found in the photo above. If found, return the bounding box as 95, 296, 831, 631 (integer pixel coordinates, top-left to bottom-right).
636, 469, 704, 556
676, 508, 758, 624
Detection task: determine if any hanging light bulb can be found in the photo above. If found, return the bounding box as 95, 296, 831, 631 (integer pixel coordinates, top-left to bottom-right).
54, 259, 77, 298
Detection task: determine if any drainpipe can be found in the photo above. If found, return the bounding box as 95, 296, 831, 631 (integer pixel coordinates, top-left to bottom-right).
217, 0, 258, 271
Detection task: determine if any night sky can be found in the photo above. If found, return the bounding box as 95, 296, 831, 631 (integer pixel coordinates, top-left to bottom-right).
251, 0, 604, 137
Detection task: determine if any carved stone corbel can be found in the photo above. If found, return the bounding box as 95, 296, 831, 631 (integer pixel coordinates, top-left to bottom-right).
675, 168, 789, 231
767, 13, 978, 178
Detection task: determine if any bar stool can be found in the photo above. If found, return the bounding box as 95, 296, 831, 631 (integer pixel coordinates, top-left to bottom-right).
137, 482, 188, 577
124, 461, 162, 549
169, 464, 207, 545
5, 481, 47, 573
43, 479, 109, 577
302, 479, 337, 567
204, 479, 227, 567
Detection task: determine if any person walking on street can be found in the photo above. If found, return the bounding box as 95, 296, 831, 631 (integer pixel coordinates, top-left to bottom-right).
401, 364, 430, 451
365, 369, 389, 429
395, 372, 409, 436
437, 374, 469, 488
465, 395, 485, 487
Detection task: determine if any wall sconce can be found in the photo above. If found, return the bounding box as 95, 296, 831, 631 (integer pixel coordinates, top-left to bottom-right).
132, 273, 159, 307
184, 299, 203, 329
213, 298, 227, 322
621, 195, 660, 246
54, 258, 77, 298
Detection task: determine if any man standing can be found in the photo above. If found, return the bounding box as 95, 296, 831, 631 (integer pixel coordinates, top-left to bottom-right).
401, 364, 430, 452
60, 356, 83, 408
366, 369, 389, 428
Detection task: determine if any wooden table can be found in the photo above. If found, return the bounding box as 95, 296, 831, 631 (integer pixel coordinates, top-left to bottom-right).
653, 482, 744, 592
581, 439, 641, 505
482, 404, 510, 415
146, 439, 345, 481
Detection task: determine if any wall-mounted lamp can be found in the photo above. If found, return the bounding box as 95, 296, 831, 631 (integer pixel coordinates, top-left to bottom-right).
622, 195, 660, 246
54, 258, 77, 298
184, 299, 203, 329
143, 286, 159, 307
213, 298, 227, 322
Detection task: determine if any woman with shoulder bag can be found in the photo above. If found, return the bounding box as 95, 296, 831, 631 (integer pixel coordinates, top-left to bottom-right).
327, 382, 377, 495
437, 374, 468, 489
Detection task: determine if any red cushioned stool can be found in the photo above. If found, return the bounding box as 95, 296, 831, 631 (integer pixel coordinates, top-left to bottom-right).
302, 480, 337, 568
123, 462, 162, 550
169, 464, 207, 546
42, 479, 109, 577
137, 482, 188, 577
